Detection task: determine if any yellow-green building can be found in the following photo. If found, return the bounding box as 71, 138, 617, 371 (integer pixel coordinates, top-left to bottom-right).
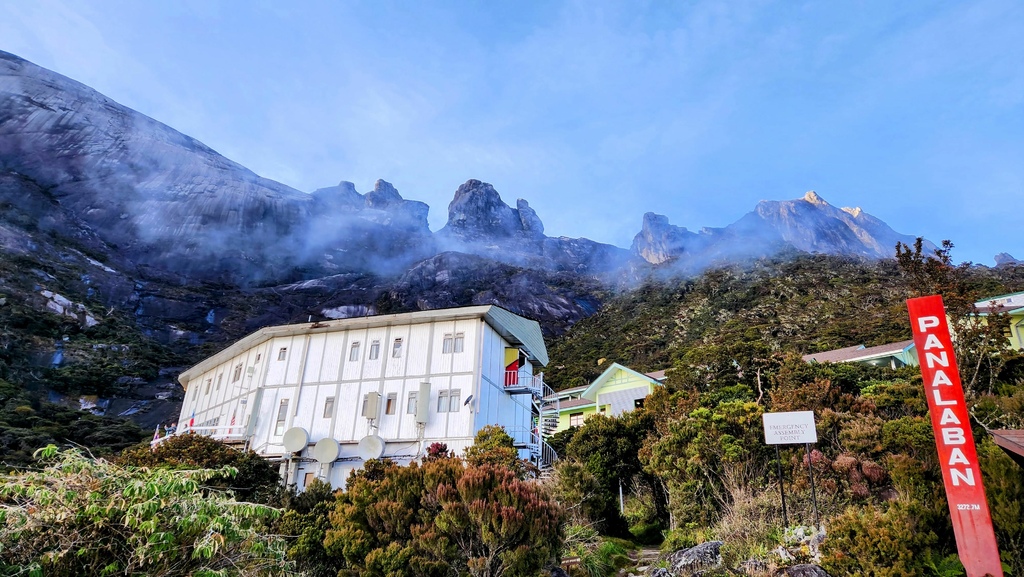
975, 291, 1024, 350
543, 363, 664, 434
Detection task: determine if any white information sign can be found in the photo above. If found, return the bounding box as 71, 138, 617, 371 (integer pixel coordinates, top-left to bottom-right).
762, 411, 817, 445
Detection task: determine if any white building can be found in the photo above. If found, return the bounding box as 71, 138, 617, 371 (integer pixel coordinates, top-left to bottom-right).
167, 306, 556, 490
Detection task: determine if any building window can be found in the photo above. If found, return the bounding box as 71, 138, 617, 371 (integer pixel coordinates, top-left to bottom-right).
232, 363, 242, 382
385, 393, 397, 415
323, 396, 335, 418
634, 398, 645, 409
204, 379, 212, 395
255, 353, 262, 362
442, 333, 465, 354
369, 340, 380, 360
569, 412, 584, 427
407, 391, 418, 414
274, 399, 289, 436
392, 338, 403, 358
304, 472, 315, 488
216, 374, 223, 390
438, 389, 461, 413
278, 347, 287, 361
349, 341, 361, 362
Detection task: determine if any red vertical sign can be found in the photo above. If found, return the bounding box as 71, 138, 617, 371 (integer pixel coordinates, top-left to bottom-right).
907, 295, 1002, 576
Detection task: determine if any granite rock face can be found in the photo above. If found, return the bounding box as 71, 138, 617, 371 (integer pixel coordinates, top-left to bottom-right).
631, 212, 703, 265
731, 191, 925, 259
995, 253, 1022, 267
631, 191, 931, 266
0, 50, 431, 284
439, 179, 629, 274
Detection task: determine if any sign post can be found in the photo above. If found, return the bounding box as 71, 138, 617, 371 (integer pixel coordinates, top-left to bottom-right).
907, 295, 1003, 577
763, 410, 819, 527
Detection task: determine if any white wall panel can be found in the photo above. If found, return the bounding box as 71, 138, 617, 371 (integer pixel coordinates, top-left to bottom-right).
304, 334, 327, 383
321, 333, 344, 382
406, 324, 428, 376
284, 336, 306, 383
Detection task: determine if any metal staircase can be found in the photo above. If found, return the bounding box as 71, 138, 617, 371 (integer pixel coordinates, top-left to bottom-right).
505, 369, 560, 470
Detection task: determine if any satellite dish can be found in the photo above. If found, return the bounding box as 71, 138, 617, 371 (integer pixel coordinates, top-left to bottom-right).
357, 434, 385, 460
282, 427, 309, 453
313, 438, 341, 463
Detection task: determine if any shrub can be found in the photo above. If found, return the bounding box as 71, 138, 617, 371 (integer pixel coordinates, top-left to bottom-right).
0, 445, 290, 575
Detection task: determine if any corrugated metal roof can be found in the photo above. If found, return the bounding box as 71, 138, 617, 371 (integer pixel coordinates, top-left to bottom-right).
557, 397, 596, 410
802, 340, 914, 364
484, 306, 549, 366
179, 305, 547, 388
975, 305, 1024, 315
645, 369, 669, 381
975, 291, 1024, 306
992, 430, 1024, 457
544, 384, 588, 401
992, 430, 1024, 468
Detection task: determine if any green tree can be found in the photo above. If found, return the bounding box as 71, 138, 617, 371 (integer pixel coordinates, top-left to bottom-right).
118, 432, 284, 504
643, 400, 769, 530
323, 457, 563, 577
821, 500, 952, 577
432, 464, 564, 577
0, 445, 290, 576
564, 411, 656, 534
277, 479, 340, 577
463, 425, 525, 476
978, 437, 1024, 574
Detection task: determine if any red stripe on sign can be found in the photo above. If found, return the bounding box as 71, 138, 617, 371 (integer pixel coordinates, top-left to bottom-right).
907, 295, 1003, 577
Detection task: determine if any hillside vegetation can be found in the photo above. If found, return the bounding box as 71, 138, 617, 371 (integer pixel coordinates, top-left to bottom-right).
547, 251, 1023, 389
544, 245, 1024, 574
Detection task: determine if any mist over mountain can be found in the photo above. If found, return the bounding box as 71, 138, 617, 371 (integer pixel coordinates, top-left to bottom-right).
1, 48, 936, 292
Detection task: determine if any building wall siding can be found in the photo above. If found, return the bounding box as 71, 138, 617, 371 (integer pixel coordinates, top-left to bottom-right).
175, 312, 541, 489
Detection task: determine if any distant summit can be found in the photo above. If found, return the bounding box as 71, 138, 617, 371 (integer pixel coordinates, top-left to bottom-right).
995, 253, 1022, 267
631, 190, 931, 267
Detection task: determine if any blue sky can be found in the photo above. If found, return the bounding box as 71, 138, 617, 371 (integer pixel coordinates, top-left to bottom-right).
2, 0, 1021, 264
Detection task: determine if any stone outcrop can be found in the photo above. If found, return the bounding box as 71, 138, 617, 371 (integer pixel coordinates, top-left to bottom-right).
438, 179, 629, 274
631, 190, 932, 266
631, 213, 704, 265
995, 253, 1022, 267
731, 191, 925, 259
664, 541, 723, 575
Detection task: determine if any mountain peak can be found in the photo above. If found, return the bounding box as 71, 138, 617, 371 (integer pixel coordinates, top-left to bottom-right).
842, 206, 863, 218
365, 179, 403, 208
802, 191, 828, 205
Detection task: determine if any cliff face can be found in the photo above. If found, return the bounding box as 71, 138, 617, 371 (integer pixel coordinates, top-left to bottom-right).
0, 51, 432, 284
438, 179, 631, 274
631, 191, 930, 266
